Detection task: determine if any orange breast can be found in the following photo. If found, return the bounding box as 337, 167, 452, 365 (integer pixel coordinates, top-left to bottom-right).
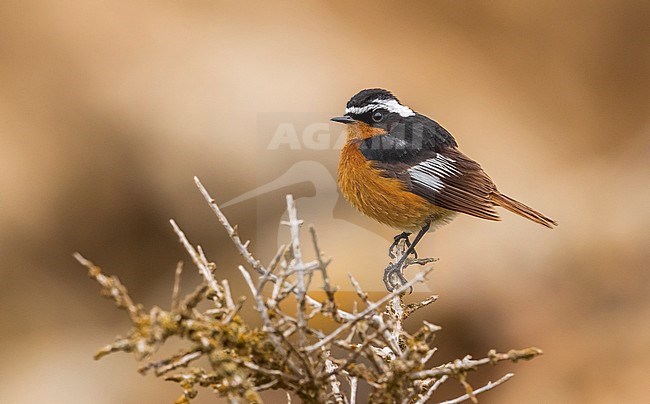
338, 142, 452, 232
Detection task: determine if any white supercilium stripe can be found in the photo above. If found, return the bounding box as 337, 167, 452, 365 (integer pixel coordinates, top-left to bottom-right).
345, 98, 415, 117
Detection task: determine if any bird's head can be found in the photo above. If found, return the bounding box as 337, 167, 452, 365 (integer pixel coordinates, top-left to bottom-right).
331, 88, 416, 140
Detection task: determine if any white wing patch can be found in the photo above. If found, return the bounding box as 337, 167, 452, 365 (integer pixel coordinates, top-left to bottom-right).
409, 169, 444, 191
345, 98, 415, 117
408, 154, 460, 191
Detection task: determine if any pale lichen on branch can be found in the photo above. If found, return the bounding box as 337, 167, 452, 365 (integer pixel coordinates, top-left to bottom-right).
75, 177, 542, 403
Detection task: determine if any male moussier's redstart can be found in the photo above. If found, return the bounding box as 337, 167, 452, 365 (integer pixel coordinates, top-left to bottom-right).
332, 88, 557, 291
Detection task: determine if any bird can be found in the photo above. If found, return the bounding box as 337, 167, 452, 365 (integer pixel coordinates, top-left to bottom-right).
332, 88, 557, 292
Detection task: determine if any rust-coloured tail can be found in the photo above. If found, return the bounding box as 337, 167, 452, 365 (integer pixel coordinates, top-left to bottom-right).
490, 191, 557, 228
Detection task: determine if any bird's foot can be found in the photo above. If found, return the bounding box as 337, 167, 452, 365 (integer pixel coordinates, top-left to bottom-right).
383, 262, 413, 294
388, 232, 417, 259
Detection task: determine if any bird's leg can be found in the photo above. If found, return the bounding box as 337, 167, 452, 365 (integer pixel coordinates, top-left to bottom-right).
388, 232, 412, 259
384, 222, 430, 293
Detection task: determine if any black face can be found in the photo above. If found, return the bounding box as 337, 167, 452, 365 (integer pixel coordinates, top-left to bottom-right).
333, 88, 459, 152
347, 107, 398, 128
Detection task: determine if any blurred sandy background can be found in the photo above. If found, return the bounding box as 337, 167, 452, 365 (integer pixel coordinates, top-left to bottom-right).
1, 1, 649, 403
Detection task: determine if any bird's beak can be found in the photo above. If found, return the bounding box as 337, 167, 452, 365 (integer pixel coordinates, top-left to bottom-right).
331, 115, 356, 124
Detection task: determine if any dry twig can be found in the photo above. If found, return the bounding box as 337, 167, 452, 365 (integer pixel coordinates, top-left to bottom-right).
76, 177, 542, 403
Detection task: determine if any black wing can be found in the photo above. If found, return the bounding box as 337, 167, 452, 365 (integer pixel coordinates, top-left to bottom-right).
359, 115, 499, 220
405, 148, 500, 221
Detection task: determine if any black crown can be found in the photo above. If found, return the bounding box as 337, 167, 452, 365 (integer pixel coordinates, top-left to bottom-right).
346, 88, 400, 109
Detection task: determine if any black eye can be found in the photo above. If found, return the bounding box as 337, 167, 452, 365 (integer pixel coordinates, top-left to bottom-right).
372, 111, 384, 123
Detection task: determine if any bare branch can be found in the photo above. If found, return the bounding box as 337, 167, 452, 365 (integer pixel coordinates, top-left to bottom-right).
139, 349, 203, 376
349, 376, 358, 404
169, 219, 221, 296
74, 253, 141, 323
305, 267, 434, 353
309, 226, 338, 315
324, 350, 345, 403
404, 294, 439, 318
409, 348, 543, 380
171, 261, 184, 311
285, 195, 309, 350
194, 177, 263, 274
438, 373, 514, 404
414, 375, 448, 404
80, 176, 542, 403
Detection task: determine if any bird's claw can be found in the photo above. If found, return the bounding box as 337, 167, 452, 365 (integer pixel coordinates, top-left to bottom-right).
383, 263, 413, 294
388, 232, 416, 259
